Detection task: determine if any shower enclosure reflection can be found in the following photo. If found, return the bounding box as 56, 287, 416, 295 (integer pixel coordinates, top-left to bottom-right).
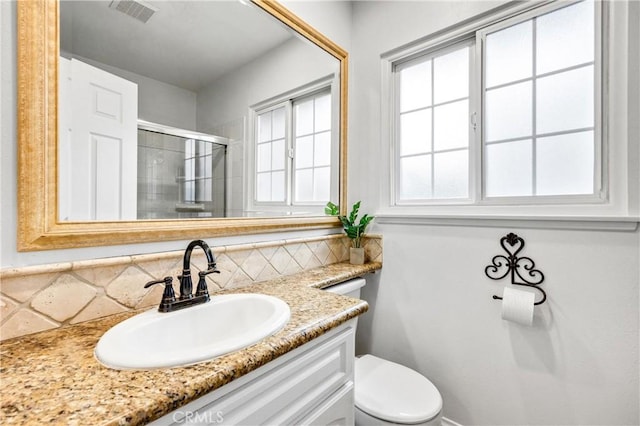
137, 124, 228, 220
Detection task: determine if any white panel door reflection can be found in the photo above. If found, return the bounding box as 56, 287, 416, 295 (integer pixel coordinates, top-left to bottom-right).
59, 57, 138, 221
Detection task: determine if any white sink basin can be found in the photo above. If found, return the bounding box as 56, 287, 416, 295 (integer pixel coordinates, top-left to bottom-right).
95, 293, 290, 370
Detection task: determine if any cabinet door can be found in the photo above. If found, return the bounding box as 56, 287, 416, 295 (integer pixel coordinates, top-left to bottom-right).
296, 382, 354, 426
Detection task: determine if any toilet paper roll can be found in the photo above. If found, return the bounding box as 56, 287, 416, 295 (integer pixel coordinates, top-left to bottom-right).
501, 287, 535, 326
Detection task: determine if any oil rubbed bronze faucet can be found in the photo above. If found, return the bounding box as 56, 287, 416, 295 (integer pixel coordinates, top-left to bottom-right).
144, 240, 220, 312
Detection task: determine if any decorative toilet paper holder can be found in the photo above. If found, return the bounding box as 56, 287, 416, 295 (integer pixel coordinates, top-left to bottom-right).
484, 232, 547, 305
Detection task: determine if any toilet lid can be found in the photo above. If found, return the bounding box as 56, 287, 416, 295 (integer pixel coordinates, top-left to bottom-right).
355, 355, 442, 424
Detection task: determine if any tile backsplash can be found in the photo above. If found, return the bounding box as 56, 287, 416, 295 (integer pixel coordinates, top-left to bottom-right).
0, 234, 382, 341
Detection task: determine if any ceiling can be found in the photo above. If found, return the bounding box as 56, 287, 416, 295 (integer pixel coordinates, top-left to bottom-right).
60, 1, 295, 92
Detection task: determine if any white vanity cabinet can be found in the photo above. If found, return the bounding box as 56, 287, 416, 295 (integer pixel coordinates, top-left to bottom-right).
151, 320, 356, 426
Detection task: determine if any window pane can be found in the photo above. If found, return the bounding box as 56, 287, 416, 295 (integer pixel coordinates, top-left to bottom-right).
256, 172, 271, 201
295, 169, 313, 202
434, 150, 468, 199
185, 158, 193, 180
213, 150, 224, 180
536, 131, 594, 195
272, 107, 286, 140
295, 135, 313, 169
485, 81, 532, 141
272, 139, 285, 170
203, 179, 212, 202
257, 142, 271, 172
197, 154, 205, 177
205, 154, 212, 177
295, 100, 314, 136
203, 141, 212, 155
434, 46, 469, 104
400, 109, 432, 156
313, 167, 331, 201
196, 179, 206, 201
185, 139, 194, 158
258, 112, 271, 142
315, 94, 331, 132
271, 171, 285, 201
399, 155, 432, 200
314, 132, 331, 167
536, 65, 594, 134
434, 100, 468, 151
184, 180, 194, 202
400, 60, 432, 112
485, 141, 533, 197
486, 20, 532, 88
537, 1, 594, 75
197, 140, 207, 155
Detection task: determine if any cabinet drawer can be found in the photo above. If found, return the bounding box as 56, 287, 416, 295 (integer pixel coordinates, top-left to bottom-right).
158, 321, 355, 425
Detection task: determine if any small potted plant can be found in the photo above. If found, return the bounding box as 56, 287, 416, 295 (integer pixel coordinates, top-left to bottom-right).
326, 201, 374, 265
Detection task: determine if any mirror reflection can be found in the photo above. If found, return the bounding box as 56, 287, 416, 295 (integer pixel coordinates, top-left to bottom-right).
59, 0, 340, 221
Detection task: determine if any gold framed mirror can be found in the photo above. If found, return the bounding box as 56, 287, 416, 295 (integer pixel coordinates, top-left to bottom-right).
17, 0, 347, 251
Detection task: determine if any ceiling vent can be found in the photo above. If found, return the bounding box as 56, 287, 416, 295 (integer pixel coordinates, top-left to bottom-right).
109, 0, 158, 24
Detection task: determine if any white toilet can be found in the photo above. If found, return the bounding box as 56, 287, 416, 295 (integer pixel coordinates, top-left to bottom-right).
324, 278, 443, 426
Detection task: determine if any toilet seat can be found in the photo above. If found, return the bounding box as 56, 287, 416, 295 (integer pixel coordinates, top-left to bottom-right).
355, 355, 442, 424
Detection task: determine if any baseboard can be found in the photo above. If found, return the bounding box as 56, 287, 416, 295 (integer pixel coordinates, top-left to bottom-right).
442, 416, 464, 426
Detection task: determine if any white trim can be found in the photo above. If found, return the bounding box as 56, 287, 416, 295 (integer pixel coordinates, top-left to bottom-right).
477, 0, 605, 202
137, 120, 230, 145
291, 90, 333, 206
440, 417, 463, 426
441, 416, 465, 426
392, 39, 475, 203
379, 0, 634, 219
381, 1, 555, 64
250, 74, 337, 112
376, 214, 640, 232
247, 75, 338, 214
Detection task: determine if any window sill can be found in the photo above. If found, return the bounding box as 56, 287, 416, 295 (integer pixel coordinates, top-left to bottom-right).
375, 213, 639, 231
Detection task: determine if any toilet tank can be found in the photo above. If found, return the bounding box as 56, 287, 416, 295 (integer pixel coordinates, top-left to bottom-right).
323, 277, 366, 298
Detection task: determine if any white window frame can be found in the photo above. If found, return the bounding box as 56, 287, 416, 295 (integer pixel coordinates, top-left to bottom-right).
291, 91, 335, 206
378, 0, 634, 222
247, 75, 340, 214
477, 0, 605, 206
393, 38, 477, 206
253, 101, 291, 206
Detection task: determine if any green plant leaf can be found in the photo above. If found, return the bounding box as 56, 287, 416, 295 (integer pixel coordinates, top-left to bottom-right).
358, 214, 374, 230
345, 228, 359, 239
324, 201, 339, 216
348, 201, 361, 224
358, 214, 370, 226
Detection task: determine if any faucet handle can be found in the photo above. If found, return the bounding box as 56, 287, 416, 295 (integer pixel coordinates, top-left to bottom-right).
144, 277, 176, 312
199, 267, 220, 277
195, 268, 219, 299
144, 276, 173, 288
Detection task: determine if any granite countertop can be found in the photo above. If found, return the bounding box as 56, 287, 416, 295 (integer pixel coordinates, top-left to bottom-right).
0, 262, 381, 425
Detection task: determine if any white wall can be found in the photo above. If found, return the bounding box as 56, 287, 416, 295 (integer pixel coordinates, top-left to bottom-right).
66, 55, 198, 131
358, 226, 639, 425
281, 0, 352, 52
343, 1, 640, 425
196, 36, 338, 133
